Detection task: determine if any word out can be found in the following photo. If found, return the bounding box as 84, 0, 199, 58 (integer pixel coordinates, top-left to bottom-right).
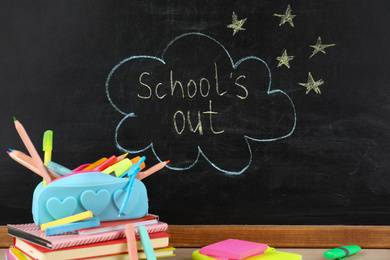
137, 63, 249, 135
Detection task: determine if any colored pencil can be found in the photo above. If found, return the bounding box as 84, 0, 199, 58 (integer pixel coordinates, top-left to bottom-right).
117, 153, 129, 162
13, 117, 52, 184
7, 150, 41, 177
136, 160, 169, 180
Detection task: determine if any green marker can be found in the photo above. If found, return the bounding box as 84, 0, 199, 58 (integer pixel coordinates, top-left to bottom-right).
323, 245, 361, 260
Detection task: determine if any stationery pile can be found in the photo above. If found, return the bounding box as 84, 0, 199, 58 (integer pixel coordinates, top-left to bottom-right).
7, 215, 174, 260
193, 239, 302, 260
6, 118, 174, 260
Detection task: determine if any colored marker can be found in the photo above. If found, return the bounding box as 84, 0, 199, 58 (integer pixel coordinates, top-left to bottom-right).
136, 160, 169, 180
323, 245, 361, 260
137, 225, 157, 260
41, 210, 93, 231
118, 156, 145, 217
42, 130, 53, 165
13, 117, 52, 184
130, 156, 146, 170
42, 130, 53, 186
93, 155, 117, 172
102, 158, 132, 177
45, 217, 100, 236
125, 224, 139, 260
46, 161, 73, 177
82, 157, 107, 171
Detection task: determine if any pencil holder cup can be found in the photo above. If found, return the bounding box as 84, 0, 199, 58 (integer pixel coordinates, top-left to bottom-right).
32, 172, 148, 226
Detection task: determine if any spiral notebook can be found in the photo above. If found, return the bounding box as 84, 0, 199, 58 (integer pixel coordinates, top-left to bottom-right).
8, 220, 168, 250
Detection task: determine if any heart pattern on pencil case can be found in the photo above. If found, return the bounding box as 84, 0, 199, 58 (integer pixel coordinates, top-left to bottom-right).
80, 189, 110, 216
46, 196, 77, 220
113, 188, 139, 215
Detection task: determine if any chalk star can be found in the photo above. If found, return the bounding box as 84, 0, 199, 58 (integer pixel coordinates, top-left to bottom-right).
276, 49, 294, 68
299, 72, 324, 94
273, 4, 296, 27
227, 12, 247, 36
310, 36, 336, 58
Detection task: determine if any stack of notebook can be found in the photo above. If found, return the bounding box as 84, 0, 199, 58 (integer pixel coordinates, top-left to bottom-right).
6, 214, 175, 260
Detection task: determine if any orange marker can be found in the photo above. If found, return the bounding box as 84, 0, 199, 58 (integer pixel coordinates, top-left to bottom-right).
125, 224, 139, 260
82, 157, 107, 171
136, 160, 169, 180
130, 156, 146, 170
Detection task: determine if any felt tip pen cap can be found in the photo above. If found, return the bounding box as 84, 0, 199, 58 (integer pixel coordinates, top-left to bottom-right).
323, 245, 361, 259
43, 130, 53, 151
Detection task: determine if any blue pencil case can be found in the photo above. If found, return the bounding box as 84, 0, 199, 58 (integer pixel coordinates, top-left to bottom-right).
32, 171, 148, 226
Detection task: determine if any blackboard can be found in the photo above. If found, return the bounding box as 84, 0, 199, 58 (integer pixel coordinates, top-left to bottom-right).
1, 0, 390, 226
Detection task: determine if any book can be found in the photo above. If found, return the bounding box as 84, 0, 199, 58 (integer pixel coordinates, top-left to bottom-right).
5, 247, 25, 260
193, 247, 302, 260
83, 246, 176, 260
14, 232, 171, 260
6, 246, 175, 260
8, 220, 168, 250
199, 239, 268, 260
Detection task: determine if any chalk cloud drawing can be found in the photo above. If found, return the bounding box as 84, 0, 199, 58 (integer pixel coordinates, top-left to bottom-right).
105, 32, 297, 175
273, 4, 296, 27
310, 36, 336, 58
227, 12, 247, 36
299, 72, 324, 94
276, 49, 294, 69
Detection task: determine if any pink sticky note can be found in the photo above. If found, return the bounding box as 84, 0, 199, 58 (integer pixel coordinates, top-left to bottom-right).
199, 239, 268, 260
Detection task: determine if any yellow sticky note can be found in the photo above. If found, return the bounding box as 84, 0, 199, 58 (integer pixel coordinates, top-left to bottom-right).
41, 211, 93, 231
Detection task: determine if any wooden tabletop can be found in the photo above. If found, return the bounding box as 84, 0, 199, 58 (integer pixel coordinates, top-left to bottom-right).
2, 248, 390, 259
171, 248, 390, 260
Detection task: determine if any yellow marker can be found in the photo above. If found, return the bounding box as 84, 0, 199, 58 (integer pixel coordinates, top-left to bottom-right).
102, 158, 132, 177
43, 130, 53, 165
41, 211, 93, 231
42, 130, 53, 186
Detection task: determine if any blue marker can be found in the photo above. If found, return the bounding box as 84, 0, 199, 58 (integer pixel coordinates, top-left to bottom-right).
118, 156, 146, 217
138, 225, 157, 260
46, 161, 73, 177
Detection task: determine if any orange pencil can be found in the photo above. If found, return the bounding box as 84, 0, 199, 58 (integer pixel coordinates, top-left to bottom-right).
82, 157, 107, 171
13, 117, 52, 184
125, 224, 139, 260
136, 160, 169, 180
